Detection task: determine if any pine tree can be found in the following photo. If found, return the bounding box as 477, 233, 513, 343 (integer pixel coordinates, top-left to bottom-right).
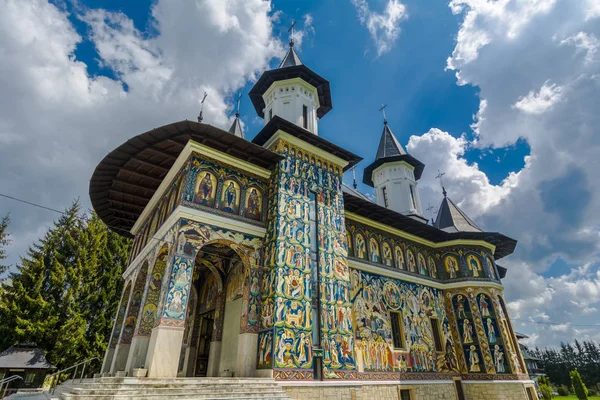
0, 214, 10, 275
0, 202, 130, 370
571, 369, 588, 400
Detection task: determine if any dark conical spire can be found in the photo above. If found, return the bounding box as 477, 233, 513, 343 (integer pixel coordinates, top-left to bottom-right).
228, 116, 243, 138
279, 45, 303, 68
434, 195, 482, 233
375, 122, 407, 160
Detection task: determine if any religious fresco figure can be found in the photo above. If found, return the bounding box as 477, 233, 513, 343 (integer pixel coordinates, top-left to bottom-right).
487, 256, 498, 279
456, 295, 467, 319
479, 294, 491, 317
382, 243, 393, 266
467, 254, 482, 277
428, 256, 437, 278
195, 171, 217, 207
406, 250, 416, 272
395, 246, 405, 269
463, 319, 473, 343
369, 238, 380, 263
445, 255, 459, 278
356, 234, 367, 259
220, 180, 240, 214
469, 345, 481, 372
418, 253, 427, 276
487, 318, 497, 343
494, 345, 505, 373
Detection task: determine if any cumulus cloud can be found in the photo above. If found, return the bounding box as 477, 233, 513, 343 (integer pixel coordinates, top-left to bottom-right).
0, 0, 283, 269
408, 0, 600, 345
351, 0, 407, 56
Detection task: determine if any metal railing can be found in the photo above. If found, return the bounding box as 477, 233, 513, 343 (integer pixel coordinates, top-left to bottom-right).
48, 357, 100, 394
0, 375, 23, 399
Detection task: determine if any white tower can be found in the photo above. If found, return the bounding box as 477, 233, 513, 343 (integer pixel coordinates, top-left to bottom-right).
249, 37, 332, 135
363, 116, 427, 223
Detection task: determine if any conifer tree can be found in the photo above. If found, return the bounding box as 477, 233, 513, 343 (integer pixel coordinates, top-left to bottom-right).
0, 214, 10, 275
0, 201, 130, 370
571, 369, 588, 400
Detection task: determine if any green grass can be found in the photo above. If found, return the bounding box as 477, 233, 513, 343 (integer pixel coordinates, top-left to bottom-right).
556, 396, 600, 399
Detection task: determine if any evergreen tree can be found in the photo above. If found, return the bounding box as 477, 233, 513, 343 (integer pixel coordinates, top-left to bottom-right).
571, 369, 588, 400
0, 214, 10, 275
0, 202, 130, 370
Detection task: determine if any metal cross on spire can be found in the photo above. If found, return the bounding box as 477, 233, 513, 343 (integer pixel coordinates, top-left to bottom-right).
288, 20, 297, 47
352, 166, 358, 189
235, 92, 242, 118
435, 169, 447, 197
197, 92, 208, 123
379, 104, 388, 124
426, 203, 438, 225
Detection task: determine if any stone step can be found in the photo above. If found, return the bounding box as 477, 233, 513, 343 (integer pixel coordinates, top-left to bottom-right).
65, 387, 286, 396
61, 394, 289, 400
68, 382, 282, 390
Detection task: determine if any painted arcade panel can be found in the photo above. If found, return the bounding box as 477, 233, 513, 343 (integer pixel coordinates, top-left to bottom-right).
451, 294, 484, 373
346, 220, 498, 281
350, 269, 459, 374
182, 154, 267, 223
476, 293, 510, 374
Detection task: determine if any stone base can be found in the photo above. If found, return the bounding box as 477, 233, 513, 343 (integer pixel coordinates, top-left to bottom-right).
206, 341, 222, 377
125, 335, 150, 375
101, 347, 116, 374
110, 343, 131, 374
236, 333, 258, 377
145, 326, 185, 378
281, 380, 537, 400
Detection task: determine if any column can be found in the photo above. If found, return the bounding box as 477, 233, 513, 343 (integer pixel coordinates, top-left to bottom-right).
102, 283, 131, 374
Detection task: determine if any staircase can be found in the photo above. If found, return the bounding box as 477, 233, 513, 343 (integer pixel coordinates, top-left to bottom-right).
51, 377, 292, 400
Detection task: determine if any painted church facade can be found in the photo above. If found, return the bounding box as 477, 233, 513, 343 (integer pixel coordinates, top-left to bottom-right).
91, 42, 538, 400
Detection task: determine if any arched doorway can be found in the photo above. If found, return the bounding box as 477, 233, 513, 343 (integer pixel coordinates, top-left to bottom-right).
178, 241, 247, 377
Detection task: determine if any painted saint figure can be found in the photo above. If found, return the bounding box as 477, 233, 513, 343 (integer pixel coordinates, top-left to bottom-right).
479, 295, 490, 317
463, 319, 473, 343
469, 345, 481, 372
487, 318, 497, 343
246, 188, 262, 220
195, 172, 215, 206
494, 345, 505, 373
221, 181, 237, 213
356, 235, 366, 259
457, 295, 467, 319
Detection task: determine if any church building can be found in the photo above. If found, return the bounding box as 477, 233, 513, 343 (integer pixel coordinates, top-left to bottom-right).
90, 38, 538, 400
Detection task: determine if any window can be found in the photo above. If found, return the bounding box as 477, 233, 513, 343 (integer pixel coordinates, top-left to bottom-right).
409, 185, 416, 209
25, 372, 35, 384
382, 186, 389, 208
430, 318, 444, 352
302, 105, 308, 129
268, 109, 273, 121
390, 311, 405, 349
399, 389, 413, 400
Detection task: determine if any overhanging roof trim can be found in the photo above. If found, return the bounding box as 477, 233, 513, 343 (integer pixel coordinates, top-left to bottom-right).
362, 154, 425, 187
252, 116, 362, 171
90, 120, 281, 237
343, 191, 517, 260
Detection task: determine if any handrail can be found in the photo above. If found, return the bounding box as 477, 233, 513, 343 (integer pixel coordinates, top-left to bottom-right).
48, 357, 100, 395
0, 375, 23, 399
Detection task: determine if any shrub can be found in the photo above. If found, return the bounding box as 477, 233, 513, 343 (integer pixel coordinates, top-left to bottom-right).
539, 383, 553, 399
588, 389, 597, 397
570, 369, 588, 400
557, 385, 569, 396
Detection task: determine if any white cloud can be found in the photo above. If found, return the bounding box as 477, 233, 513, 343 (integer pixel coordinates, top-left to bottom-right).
290, 13, 315, 49
0, 0, 283, 270
560, 31, 600, 64
587, 0, 600, 20
351, 0, 407, 56
513, 80, 563, 114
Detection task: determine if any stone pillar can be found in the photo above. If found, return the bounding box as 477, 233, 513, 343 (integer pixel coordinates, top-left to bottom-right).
103, 282, 132, 374
236, 332, 258, 377
146, 326, 186, 377
125, 335, 150, 374
207, 289, 226, 376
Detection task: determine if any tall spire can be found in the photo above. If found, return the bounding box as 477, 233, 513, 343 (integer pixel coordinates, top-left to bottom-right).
375, 119, 407, 160
228, 92, 244, 138
278, 20, 303, 68
434, 195, 482, 233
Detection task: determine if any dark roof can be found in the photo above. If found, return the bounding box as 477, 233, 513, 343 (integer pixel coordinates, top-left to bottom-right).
279, 46, 302, 68
90, 120, 281, 237
343, 189, 517, 260
497, 264, 507, 279
0, 345, 55, 370
228, 115, 244, 138
342, 183, 373, 202
252, 115, 362, 171
515, 332, 529, 339
376, 122, 406, 159
362, 122, 424, 187
249, 47, 332, 119
434, 195, 482, 233
519, 343, 542, 361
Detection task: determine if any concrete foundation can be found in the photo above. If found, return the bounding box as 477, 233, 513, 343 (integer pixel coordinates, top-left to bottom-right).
236, 332, 258, 377
206, 341, 222, 377
110, 343, 131, 374
125, 335, 150, 375
145, 326, 184, 378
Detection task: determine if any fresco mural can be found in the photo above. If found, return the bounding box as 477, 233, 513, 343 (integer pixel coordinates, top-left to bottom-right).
350, 269, 458, 374
452, 294, 484, 373
120, 263, 148, 344
110, 282, 132, 348
182, 155, 267, 223
137, 249, 168, 336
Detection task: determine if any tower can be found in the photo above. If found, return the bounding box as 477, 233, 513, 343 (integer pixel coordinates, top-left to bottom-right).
363, 116, 427, 223
249, 37, 332, 135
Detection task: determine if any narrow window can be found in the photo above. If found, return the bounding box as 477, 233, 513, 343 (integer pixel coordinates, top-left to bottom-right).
25, 372, 35, 384
399, 389, 412, 400
409, 185, 416, 209
382, 186, 389, 208
390, 311, 405, 349
431, 318, 444, 352
268, 109, 273, 121
302, 105, 308, 129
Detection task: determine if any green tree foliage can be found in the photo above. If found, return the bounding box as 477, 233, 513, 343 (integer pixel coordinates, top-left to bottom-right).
0, 214, 10, 275
557, 385, 570, 396
532, 340, 600, 390
0, 201, 131, 369
571, 369, 588, 400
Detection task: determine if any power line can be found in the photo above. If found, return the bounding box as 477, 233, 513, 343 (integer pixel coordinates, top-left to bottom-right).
513, 318, 600, 328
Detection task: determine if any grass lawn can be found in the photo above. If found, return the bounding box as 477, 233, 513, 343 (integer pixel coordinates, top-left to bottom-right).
555, 396, 600, 399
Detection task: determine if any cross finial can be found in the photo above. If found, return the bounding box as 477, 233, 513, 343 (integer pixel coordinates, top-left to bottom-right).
379, 104, 388, 124
435, 169, 447, 197
288, 20, 297, 48
426, 203, 438, 225
197, 92, 208, 123
352, 166, 357, 189
235, 92, 242, 118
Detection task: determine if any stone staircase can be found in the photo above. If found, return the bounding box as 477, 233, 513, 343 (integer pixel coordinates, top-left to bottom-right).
50, 377, 292, 400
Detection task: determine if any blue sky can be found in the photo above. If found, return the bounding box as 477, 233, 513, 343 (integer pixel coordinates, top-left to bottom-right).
1, 0, 600, 346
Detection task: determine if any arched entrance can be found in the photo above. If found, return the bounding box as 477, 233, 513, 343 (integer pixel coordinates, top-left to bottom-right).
177, 241, 247, 377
